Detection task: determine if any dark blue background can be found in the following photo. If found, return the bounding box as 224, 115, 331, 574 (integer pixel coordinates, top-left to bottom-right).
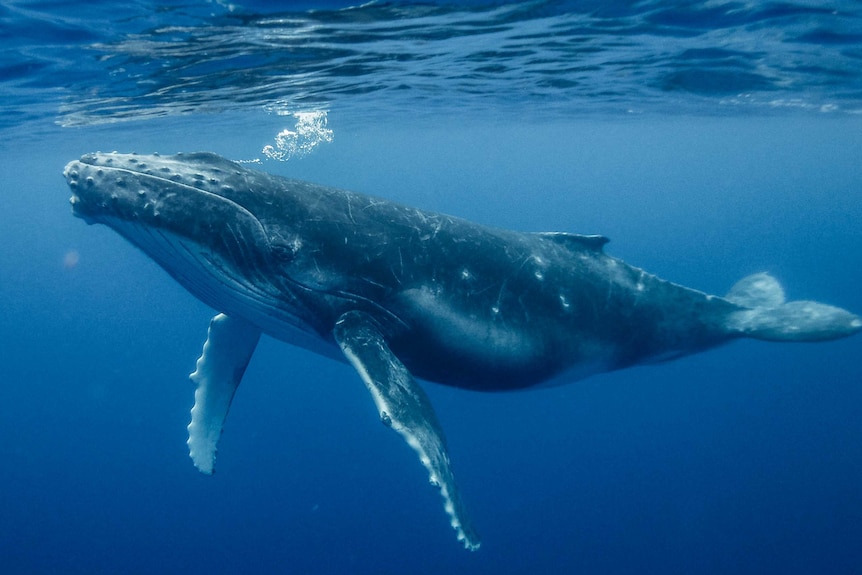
1, 114, 860, 574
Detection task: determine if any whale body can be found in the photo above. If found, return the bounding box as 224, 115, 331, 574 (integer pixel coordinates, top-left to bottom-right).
64, 151, 861, 550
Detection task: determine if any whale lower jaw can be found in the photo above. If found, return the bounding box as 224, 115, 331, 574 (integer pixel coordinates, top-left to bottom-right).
97, 215, 334, 357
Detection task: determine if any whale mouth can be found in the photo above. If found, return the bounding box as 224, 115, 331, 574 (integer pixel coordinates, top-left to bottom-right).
64, 151, 245, 224
63, 153, 274, 267
63, 151, 316, 335
64, 158, 100, 223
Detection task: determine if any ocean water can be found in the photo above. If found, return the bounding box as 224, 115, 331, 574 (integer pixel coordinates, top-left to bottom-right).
1, 1, 861, 574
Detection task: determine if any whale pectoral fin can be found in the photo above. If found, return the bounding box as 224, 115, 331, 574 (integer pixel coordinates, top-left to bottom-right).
333, 311, 481, 551
187, 313, 261, 475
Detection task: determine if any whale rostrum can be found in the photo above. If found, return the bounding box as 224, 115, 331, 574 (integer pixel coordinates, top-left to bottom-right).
64, 151, 861, 550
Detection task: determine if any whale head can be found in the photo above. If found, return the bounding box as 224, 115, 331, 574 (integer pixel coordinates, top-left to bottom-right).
64, 151, 324, 341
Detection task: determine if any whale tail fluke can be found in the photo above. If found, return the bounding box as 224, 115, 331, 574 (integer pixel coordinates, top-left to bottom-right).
724, 272, 862, 342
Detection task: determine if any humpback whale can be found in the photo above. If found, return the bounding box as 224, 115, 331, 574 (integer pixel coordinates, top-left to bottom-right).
64, 151, 861, 550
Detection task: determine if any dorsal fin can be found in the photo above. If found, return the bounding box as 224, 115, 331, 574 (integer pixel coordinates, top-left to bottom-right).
534, 232, 609, 252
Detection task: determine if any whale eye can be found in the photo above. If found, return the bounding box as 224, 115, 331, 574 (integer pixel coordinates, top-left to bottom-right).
269, 237, 298, 263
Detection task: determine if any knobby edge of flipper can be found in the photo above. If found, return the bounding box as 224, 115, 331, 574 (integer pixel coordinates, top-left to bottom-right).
333, 310, 481, 551
187, 313, 261, 474
725, 272, 862, 342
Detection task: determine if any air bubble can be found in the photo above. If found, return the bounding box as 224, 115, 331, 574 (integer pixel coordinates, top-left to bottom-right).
262, 110, 333, 162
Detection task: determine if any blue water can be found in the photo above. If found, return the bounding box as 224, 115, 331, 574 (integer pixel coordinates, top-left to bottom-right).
1, 1, 861, 574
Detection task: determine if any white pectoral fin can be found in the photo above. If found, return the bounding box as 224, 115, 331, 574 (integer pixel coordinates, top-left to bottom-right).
333, 311, 481, 551
188, 313, 261, 475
